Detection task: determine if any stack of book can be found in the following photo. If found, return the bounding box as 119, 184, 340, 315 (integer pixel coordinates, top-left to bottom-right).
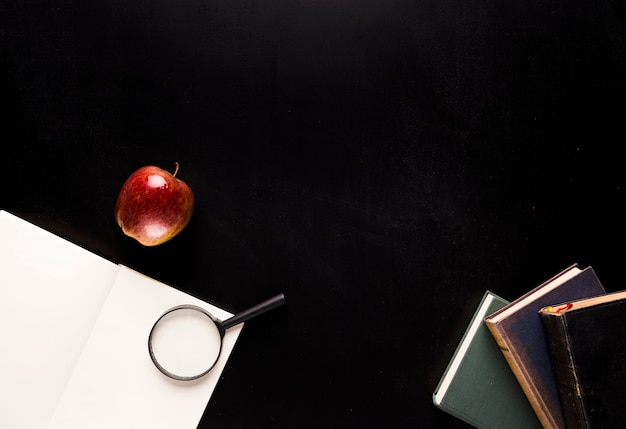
433, 264, 626, 429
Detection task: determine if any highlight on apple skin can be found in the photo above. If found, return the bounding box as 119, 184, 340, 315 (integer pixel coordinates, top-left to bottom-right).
114, 163, 195, 246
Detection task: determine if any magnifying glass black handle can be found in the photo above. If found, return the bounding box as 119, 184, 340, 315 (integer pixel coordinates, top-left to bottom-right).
222, 293, 286, 330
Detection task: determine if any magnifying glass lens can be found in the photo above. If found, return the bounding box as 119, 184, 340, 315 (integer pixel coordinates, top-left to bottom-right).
149, 308, 222, 380
149, 294, 285, 381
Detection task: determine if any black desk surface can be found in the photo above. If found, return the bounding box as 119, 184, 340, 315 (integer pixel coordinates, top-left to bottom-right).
2, 1, 624, 427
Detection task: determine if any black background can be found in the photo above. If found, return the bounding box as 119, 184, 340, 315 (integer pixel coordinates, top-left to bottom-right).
1, 0, 625, 427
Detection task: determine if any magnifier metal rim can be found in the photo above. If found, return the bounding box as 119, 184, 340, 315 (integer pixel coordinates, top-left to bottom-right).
148, 304, 225, 381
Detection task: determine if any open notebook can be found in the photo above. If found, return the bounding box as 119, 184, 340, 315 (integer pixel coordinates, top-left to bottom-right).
0, 210, 243, 429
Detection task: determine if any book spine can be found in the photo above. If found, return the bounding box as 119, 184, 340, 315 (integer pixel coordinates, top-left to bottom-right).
484, 321, 555, 429
540, 312, 589, 429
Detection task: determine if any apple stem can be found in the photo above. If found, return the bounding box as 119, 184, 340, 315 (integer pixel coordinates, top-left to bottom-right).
173, 162, 180, 177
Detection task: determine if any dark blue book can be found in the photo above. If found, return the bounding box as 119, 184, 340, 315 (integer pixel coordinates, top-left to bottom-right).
484, 265, 605, 429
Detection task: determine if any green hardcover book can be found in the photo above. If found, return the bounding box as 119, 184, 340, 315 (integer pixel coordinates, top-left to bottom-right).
433, 291, 541, 429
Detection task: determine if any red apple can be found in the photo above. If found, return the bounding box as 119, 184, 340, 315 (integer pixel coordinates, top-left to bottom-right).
114, 163, 195, 246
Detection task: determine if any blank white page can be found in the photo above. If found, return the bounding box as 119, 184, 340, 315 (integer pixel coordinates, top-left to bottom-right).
46, 265, 243, 429
0, 211, 120, 429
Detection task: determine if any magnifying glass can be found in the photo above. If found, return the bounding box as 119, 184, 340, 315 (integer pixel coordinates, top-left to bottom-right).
148, 293, 286, 381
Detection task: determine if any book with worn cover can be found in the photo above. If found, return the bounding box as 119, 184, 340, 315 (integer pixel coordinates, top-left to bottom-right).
433, 291, 542, 429
0, 210, 244, 429
540, 290, 626, 429
484, 264, 605, 429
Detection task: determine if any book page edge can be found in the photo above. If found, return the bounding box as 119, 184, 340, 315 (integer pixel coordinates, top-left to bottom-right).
485, 264, 582, 324
433, 293, 497, 405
